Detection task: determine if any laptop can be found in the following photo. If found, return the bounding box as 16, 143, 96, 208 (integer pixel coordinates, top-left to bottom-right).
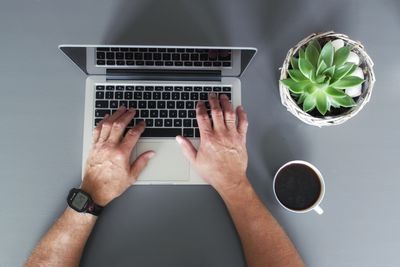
59, 45, 257, 184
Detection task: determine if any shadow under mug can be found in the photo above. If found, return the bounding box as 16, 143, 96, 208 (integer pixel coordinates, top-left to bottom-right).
273, 160, 325, 215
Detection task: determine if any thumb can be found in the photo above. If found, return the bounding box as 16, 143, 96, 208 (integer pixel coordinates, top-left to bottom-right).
130, 151, 155, 182
176, 135, 197, 163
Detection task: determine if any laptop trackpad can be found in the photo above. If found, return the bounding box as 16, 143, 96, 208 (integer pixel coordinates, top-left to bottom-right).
135, 141, 190, 181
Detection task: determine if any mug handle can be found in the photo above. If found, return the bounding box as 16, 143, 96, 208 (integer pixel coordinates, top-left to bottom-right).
314, 205, 324, 215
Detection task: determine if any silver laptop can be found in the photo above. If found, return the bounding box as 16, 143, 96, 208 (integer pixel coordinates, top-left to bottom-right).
59, 45, 257, 184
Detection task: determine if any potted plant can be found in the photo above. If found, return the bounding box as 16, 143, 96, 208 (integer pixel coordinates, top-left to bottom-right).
279, 31, 376, 126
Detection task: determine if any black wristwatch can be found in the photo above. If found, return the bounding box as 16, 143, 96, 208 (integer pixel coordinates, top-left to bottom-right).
67, 188, 103, 216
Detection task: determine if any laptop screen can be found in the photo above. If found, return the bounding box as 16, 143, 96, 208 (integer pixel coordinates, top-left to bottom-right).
59, 45, 256, 78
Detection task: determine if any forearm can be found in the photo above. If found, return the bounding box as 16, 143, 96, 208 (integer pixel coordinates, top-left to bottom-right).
25, 207, 97, 267
219, 178, 304, 267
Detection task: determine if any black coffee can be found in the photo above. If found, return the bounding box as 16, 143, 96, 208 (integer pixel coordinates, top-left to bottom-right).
274, 163, 321, 211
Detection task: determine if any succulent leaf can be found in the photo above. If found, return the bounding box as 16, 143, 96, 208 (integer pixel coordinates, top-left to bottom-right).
281, 79, 309, 94
332, 95, 357, 107
299, 48, 305, 59
303, 94, 317, 112
298, 58, 314, 79
326, 87, 347, 98
332, 63, 357, 82
288, 69, 307, 82
290, 57, 299, 69
318, 42, 334, 67
331, 76, 364, 89
316, 60, 328, 76
305, 44, 319, 68
333, 46, 351, 67
322, 66, 335, 78
309, 39, 321, 53
316, 92, 329, 115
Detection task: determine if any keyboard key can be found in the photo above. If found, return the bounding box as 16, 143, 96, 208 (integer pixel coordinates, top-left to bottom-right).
126, 86, 134, 91
116, 85, 124, 90
174, 62, 183, 66
200, 93, 208, 100
94, 119, 102, 126
160, 110, 168, 118
117, 60, 125, 65
144, 53, 152, 60
141, 128, 181, 137
172, 92, 180, 100
95, 109, 110, 117
125, 92, 133, 99
116, 52, 124, 59
181, 54, 189, 61
203, 62, 212, 67
223, 86, 231, 91
165, 86, 173, 91
153, 53, 161, 60
111, 48, 119, 51
145, 61, 154, 66
134, 92, 142, 99
162, 53, 171, 60
106, 52, 114, 59
150, 110, 158, 118
96, 91, 104, 99
184, 86, 193, 91
149, 48, 157, 52
183, 128, 194, 137
174, 86, 183, 91
174, 119, 182, 127
194, 86, 202, 91
158, 48, 166, 52
139, 101, 147, 109
183, 119, 191, 127
95, 100, 108, 108
186, 101, 194, 109
165, 61, 173, 66
141, 110, 149, 118
155, 61, 164, 66
188, 110, 196, 118
125, 52, 133, 60
172, 53, 180, 60
200, 54, 208, 61
181, 92, 189, 100
179, 110, 187, 118
130, 48, 139, 52
191, 54, 199, 61
223, 62, 231, 67
167, 101, 175, 109
184, 62, 193, 66
148, 101, 156, 109
194, 62, 202, 67
169, 110, 177, 118
162, 92, 171, 100
153, 92, 161, 99
119, 100, 128, 107
144, 92, 151, 99
136, 60, 144, 65
145, 86, 154, 91
110, 100, 118, 108
195, 128, 200, 137
106, 92, 114, 99
177, 101, 185, 109
127, 60, 135, 65
136, 86, 144, 91
157, 101, 166, 109
164, 119, 172, 127
97, 47, 109, 51
155, 86, 163, 91
97, 60, 105, 65
106, 85, 114, 90
135, 53, 143, 60
145, 119, 153, 127
193, 119, 198, 127
96, 85, 105, 90
129, 101, 137, 108
107, 60, 115, 65
155, 119, 163, 127
204, 86, 212, 91
190, 93, 199, 100
115, 92, 123, 99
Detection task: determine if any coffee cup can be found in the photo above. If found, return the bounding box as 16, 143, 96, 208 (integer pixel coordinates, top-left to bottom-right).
273, 160, 325, 215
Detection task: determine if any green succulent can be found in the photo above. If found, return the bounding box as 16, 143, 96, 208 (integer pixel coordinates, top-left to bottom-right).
280, 40, 364, 115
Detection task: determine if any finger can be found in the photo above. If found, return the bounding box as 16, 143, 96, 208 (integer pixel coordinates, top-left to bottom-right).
176, 135, 197, 163
92, 114, 109, 143
120, 120, 146, 153
236, 106, 249, 137
196, 101, 212, 134
108, 108, 136, 143
208, 92, 225, 130
98, 106, 127, 142
220, 94, 236, 130
130, 151, 156, 183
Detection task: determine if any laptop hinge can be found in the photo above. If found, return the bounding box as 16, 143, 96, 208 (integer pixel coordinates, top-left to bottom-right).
106, 69, 221, 82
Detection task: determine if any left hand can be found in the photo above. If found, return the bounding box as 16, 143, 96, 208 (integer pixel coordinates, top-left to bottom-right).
81, 106, 155, 206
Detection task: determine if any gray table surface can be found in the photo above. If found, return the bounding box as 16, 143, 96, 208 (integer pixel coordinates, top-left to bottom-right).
1, 0, 399, 266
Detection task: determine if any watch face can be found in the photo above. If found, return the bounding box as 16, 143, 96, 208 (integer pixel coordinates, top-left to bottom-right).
72, 192, 89, 210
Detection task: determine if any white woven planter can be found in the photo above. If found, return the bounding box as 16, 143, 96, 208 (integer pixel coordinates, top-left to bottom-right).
279, 31, 376, 127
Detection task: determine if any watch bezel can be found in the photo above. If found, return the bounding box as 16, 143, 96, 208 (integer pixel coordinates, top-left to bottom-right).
67, 188, 92, 213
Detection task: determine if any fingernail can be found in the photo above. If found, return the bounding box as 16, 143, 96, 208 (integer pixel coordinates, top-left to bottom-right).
148, 151, 156, 158
209, 92, 216, 98
221, 94, 228, 99
129, 108, 135, 113
176, 136, 182, 144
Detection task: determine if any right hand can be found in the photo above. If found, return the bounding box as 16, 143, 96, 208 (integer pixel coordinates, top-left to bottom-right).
176, 93, 249, 194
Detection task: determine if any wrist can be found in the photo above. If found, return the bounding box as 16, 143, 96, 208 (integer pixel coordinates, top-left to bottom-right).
65, 206, 98, 223
215, 176, 252, 201
80, 182, 109, 207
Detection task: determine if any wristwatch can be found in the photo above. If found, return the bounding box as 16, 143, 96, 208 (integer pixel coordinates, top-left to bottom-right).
67, 188, 103, 216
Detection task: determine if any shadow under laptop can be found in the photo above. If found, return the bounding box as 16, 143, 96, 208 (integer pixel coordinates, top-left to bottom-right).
102, 0, 230, 45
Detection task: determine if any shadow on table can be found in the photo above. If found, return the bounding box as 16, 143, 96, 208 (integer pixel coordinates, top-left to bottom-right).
102, 0, 230, 45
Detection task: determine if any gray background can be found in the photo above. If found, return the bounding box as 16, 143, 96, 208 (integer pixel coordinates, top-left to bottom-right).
0, 0, 399, 266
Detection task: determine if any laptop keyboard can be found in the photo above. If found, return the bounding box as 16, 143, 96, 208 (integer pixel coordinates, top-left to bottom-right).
95, 47, 232, 68
94, 84, 232, 137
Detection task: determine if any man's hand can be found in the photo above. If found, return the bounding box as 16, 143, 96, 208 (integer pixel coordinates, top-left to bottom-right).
176, 93, 249, 194
81, 106, 155, 206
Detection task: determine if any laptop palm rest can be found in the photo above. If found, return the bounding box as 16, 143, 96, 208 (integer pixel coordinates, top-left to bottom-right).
134, 141, 190, 181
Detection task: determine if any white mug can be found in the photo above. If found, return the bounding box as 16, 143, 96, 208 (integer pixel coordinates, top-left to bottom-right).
273, 160, 325, 215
